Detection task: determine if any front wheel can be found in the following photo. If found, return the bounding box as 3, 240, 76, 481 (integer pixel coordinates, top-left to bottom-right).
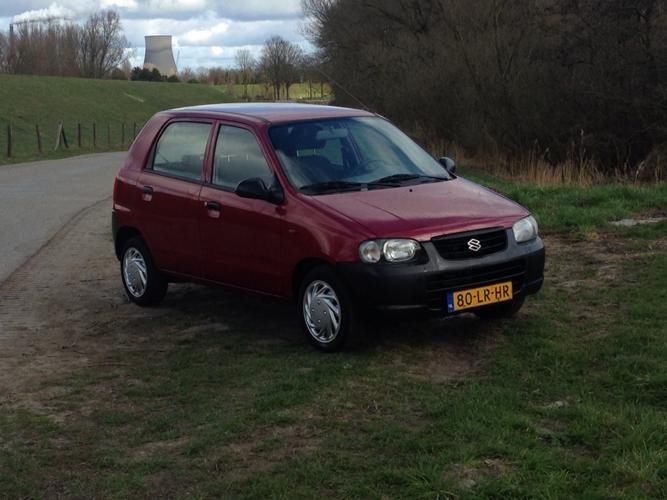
298, 267, 362, 352
120, 237, 167, 306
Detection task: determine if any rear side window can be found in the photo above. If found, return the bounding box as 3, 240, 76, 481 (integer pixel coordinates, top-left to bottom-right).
212, 125, 274, 189
152, 122, 211, 181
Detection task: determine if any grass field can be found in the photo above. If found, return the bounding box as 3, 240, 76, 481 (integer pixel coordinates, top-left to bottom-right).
0, 74, 231, 164
0, 75, 331, 165
1, 169, 665, 498
221, 81, 332, 101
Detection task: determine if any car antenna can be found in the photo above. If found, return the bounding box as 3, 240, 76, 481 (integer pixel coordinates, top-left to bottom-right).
314, 66, 374, 113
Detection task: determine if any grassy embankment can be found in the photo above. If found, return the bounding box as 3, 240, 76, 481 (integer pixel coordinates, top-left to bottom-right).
0, 75, 330, 165
1, 169, 665, 498
0, 74, 234, 164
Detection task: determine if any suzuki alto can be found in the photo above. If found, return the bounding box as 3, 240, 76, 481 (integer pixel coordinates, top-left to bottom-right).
112, 103, 545, 351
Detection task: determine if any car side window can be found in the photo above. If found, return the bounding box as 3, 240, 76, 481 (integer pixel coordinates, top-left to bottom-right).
213, 125, 274, 189
152, 122, 211, 181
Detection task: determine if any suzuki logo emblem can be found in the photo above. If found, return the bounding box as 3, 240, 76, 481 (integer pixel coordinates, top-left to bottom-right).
467, 238, 482, 252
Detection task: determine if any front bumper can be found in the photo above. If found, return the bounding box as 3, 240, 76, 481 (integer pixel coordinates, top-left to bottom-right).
336, 232, 545, 313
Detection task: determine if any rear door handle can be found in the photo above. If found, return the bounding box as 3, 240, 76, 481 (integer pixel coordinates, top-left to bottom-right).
205, 201, 221, 211
142, 186, 154, 194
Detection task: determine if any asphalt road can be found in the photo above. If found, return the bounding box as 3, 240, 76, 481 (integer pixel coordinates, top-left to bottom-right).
0, 152, 125, 284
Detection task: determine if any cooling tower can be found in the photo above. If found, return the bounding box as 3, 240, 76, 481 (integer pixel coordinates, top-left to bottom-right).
143, 35, 177, 77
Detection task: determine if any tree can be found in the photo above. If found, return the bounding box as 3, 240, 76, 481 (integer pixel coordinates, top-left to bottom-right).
282, 41, 304, 100
302, 0, 667, 175
260, 35, 304, 100
179, 66, 196, 82
80, 10, 128, 78
0, 31, 7, 72
235, 48, 256, 98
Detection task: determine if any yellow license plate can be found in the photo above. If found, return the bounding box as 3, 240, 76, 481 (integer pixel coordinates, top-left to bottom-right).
447, 281, 513, 312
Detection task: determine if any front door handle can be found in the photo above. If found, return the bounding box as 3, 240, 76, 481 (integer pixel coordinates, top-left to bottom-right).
205, 201, 221, 211
142, 186, 154, 194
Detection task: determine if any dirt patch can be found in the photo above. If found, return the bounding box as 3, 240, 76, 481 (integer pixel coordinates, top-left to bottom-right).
0, 200, 297, 408
218, 424, 321, 481
444, 458, 514, 489
378, 316, 504, 384
132, 436, 191, 460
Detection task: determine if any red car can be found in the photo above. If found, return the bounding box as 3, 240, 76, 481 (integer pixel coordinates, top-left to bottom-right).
112, 103, 544, 351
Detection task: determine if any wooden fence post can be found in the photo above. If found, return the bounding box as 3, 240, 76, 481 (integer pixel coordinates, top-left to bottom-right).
77, 123, 82, 148
121, 122, 125, 146
54, 122, 69, 150
92, 122, 96, 148
35, 124, 42, 154
6, 123, 11, 158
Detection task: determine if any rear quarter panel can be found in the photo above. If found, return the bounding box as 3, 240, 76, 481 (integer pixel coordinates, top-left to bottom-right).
113, 113, 171, 237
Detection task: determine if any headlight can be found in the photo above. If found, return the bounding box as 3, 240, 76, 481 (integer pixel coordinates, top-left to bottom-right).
383, 239, 419, 262
359, 240, 382, 263
513, 215, 538, 243
359, 239, 420, 263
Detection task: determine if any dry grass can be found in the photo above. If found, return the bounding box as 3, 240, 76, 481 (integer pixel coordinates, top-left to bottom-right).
422, 134, 665, 186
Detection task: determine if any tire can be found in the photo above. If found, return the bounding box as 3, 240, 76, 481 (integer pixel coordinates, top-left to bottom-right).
120, 237, 167, 306
297, 266, 362, 352
475, 296, 525, 319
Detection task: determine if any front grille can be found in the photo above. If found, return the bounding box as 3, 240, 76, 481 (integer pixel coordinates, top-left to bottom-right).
431, 228, 508, 260
426, 259, 526, 309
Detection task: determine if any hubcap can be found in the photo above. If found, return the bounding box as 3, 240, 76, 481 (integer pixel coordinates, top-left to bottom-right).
123, 247, 148, 298
303, 280, 342, 343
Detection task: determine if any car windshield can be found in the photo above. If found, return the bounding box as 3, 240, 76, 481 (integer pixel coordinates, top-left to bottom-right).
268, 116, 451, 194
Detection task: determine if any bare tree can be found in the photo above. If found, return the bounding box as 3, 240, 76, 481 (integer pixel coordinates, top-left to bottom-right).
0, 31, 7, 72
80, 10, 128, 78
179, 66, 197, 82
235, 48, 256, 98
260, 35, 304, 100
303, 0, 667, 174
282, 42, 304, 100
261, 36, 287, 100
196, 66, 210, 83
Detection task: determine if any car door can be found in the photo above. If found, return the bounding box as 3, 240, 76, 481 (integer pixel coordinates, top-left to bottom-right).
198, 123, 284, 295
138, 120, 213, 277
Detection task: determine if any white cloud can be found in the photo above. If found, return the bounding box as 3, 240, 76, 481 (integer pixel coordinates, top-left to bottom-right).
5, 0, 313, 69
12, 2, 76, 22
100, 0, 139, 9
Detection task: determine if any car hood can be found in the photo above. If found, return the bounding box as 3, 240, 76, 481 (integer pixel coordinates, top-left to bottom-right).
308, 177, 529, 240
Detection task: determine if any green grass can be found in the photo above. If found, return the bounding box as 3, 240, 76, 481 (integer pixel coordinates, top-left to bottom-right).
222, 81, 332, 101
0, 74, 235, 164
0, 75, 332, 165
1, 173, 665, 497
460, 167, 667, 233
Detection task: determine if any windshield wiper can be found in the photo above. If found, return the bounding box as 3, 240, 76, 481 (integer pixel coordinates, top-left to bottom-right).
369, 174, 448, 186
300, 180, 364, 194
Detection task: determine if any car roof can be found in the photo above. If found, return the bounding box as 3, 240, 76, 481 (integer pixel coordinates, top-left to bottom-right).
168, 102, 375, 125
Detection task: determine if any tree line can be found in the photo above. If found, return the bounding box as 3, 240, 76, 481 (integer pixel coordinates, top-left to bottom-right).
0, 10, 127, 79
303, 0, 667, 176
0, 11, 325, 100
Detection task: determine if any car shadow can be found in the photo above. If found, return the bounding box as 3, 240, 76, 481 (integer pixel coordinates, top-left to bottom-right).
154, 283, 500, 354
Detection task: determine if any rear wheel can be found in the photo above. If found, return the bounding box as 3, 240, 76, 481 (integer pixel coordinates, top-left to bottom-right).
298, 267, 362, 352
475, 296, 525, 319
121, 237, 167, 306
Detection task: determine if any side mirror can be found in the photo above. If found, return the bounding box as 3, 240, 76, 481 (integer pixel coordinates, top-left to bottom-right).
235, 177, 284, 204
439, 156, 456, 174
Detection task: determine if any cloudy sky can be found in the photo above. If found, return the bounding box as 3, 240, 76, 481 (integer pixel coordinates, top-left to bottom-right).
0, 0, 312, 69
